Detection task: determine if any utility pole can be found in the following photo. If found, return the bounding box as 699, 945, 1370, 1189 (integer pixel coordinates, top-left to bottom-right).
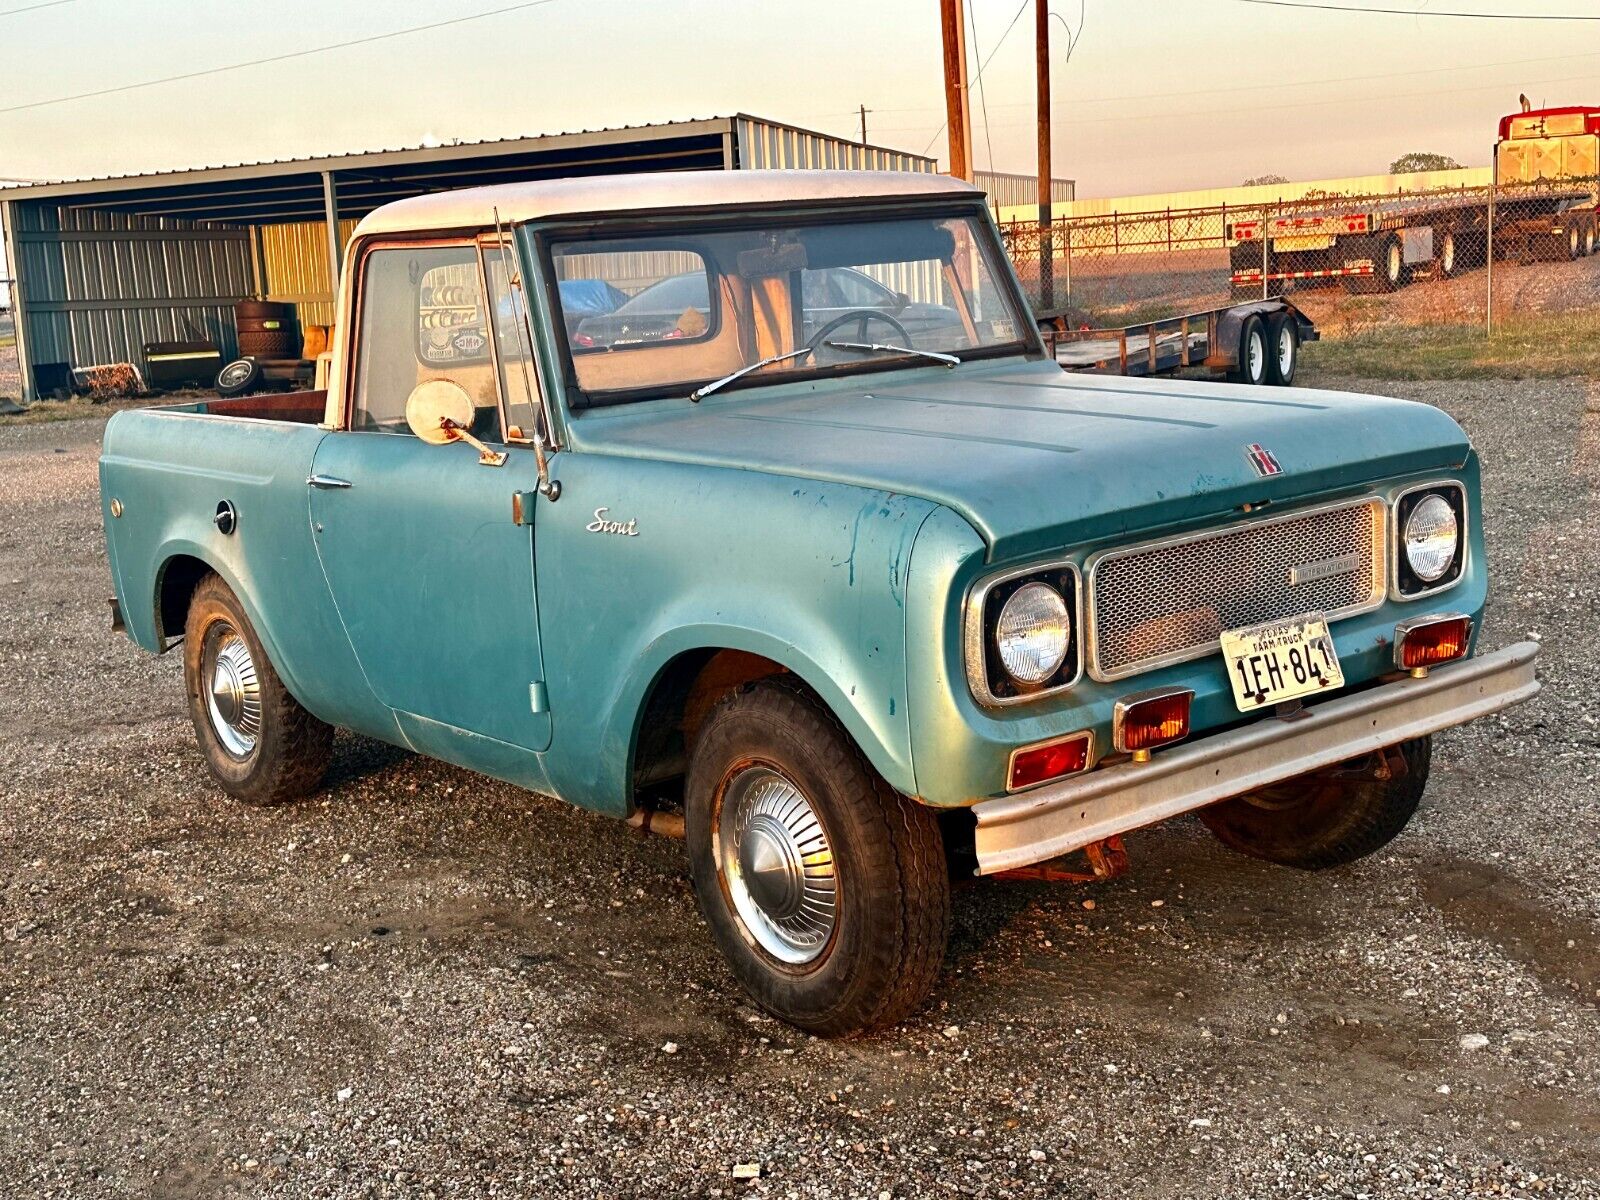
939, 0, 973, 182
1035, 0, 1053, 310
859, 103, 870, 146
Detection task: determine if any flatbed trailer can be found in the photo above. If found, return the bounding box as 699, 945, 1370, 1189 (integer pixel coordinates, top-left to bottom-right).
1230, 104, 1600, 296
1040, 299, 1317, 387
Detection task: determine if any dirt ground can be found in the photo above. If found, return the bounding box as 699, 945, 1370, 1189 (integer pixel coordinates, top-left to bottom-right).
1, 374, 1598, 1198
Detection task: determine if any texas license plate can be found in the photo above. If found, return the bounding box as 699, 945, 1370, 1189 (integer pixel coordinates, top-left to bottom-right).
1220, 612, 1344, 712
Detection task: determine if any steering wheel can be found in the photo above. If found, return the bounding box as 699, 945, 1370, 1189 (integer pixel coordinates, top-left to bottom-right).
806, 308, 913, 358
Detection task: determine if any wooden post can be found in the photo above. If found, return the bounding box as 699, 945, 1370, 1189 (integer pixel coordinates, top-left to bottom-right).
859, 104, 869, 146
1035, 0, 1053, 310
939, 0, 973, 182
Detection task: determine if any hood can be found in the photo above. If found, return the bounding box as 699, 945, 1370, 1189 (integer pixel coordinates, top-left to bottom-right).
569, 358, 1471, 562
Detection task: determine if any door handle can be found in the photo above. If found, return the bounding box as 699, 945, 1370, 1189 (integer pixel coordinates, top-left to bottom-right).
307, 474, 353, 490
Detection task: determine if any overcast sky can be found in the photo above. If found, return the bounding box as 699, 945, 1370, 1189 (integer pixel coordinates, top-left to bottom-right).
0, 0, 1597, 198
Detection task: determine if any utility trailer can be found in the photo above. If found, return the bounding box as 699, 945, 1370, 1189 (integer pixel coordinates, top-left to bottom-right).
1041, 299, 1317, 388
1228, 104, 1600, 297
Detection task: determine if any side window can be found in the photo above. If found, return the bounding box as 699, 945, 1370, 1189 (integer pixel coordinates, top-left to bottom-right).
482, 246, 540, 442
351, 245, 502, 438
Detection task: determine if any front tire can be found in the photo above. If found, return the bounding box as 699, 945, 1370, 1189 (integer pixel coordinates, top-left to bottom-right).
686, 679, 950, 1036
1227, 314, 1269, 386
183, 573, 332, 805
1199, 736, 1430, 870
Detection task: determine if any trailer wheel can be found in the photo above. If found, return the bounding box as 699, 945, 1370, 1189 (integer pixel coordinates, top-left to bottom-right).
1436, 230, 1459, 279
1566, 224, 1583, 261
1582, 219, 1596, 257
1378, 235, 1407, 291
1265, 312, 1298, 386
1227, 315, 1269, 386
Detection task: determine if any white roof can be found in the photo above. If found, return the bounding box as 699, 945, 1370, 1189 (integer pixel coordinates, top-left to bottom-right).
353, 170, 982, 237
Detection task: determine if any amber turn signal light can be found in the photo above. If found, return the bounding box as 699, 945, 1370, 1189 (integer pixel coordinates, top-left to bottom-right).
1007, 731, 1093, 791
1113, 687, 1194, 762
1395, 614, 1472, 676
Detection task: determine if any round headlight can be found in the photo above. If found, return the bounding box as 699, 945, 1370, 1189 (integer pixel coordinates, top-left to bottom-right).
995, 582, 1071, 684
1404, 493, 1458, 583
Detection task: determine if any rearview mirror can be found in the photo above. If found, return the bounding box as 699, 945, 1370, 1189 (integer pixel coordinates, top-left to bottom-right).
405, 380, 506, 466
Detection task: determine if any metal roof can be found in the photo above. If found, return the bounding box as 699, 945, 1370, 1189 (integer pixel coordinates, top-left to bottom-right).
354, 169, 980, 236
0, 115, 938, 225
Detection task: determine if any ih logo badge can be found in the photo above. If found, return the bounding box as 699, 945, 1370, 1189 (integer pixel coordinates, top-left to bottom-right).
1246, 443, 1283, 477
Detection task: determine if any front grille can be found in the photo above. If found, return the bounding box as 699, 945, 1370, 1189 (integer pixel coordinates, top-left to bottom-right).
1088, 499, 1387, 680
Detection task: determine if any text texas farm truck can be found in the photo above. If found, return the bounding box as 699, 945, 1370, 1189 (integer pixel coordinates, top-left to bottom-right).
101, 171, 1539, 1035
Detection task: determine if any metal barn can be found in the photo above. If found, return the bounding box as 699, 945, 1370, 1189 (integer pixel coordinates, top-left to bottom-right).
0, 116, 934, 401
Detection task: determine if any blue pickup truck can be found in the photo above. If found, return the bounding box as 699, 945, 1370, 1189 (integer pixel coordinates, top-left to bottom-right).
100, 171, 1539, 1035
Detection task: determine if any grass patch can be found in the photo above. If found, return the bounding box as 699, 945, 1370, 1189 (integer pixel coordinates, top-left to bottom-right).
1303, 309, 1600, 380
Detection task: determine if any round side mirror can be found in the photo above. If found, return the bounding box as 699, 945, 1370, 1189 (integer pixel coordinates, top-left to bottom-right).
405, 379, 474, 444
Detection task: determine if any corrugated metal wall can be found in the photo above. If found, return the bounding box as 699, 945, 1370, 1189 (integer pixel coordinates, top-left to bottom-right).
15, 203, 251, 368
975, 171, 1076, 210
735, 118, 936, 174
258, 217, 358, 325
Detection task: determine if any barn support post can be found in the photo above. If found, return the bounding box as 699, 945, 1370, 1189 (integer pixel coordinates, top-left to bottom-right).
1, 200, 34, 402
321, 172, 342, 296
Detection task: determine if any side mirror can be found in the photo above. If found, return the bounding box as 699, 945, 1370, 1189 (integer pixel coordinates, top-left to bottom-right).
405, 380, 507, 467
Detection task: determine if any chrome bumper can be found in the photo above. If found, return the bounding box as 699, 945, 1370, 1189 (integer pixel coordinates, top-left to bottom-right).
970, 641, 1540, 875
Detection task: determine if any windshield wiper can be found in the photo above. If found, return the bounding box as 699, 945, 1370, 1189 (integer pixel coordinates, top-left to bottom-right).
688, 347, 816, 402
824, 341, 960, 368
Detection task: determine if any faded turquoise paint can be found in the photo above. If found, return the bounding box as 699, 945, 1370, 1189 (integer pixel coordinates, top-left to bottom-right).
309, 431, 553, 754
533, 451, 934, 813
902, 459, 1489, 806
98, 411, 394, 743
561, 356, 1472, 564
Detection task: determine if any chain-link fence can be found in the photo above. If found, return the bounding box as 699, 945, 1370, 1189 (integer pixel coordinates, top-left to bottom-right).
1000, 177, 1600, 341
0, 294, 19, 402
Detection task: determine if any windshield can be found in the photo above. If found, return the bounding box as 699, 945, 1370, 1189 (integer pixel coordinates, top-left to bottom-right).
545, 209, 1031, 404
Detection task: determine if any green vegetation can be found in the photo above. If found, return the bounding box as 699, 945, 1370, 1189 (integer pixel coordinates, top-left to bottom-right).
1388, 151, 1464, 174
1302, 309, 1600, 380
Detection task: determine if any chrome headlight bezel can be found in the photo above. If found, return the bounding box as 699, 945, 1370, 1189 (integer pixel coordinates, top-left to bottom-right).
1391, 481, 1468, 600
964, 559, 1084, 707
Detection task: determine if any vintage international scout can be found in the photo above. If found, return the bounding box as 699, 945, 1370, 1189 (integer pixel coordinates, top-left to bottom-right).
100, 171, 1540, 1035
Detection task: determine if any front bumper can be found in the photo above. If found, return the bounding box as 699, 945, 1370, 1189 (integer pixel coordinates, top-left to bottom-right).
970, 640, 1540, 875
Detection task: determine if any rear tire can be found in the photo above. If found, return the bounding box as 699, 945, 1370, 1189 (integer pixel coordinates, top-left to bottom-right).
1264, 312, 1298, 386
685, 678, 950, 1036
1199, 736, 1430, 870
1227, 314, 1269, 386
183, 573, 332, 806
1436, 229, 1459, 279
1582, 219, 1596, 257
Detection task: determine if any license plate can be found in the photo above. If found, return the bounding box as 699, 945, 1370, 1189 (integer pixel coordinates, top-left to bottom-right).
1220, 612, 1344, 712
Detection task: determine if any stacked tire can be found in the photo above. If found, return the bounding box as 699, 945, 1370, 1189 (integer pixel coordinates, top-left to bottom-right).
235, 300, 299, 360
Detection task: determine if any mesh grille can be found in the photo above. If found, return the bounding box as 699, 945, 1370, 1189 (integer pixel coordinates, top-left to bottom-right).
1089, 500, 1386, 679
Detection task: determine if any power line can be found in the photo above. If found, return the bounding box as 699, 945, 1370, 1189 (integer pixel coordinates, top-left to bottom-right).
871, 67, 1597, 133
0, 0, 76, 16
968, 0, 997, 174
1235, 0, 1600, 18
0, 0, 561, 116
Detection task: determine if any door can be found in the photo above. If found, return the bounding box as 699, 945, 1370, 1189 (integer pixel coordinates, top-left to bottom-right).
309, 239, 552, 752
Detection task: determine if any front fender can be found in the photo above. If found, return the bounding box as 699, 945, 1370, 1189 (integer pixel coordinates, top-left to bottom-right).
534, 456, 937, 815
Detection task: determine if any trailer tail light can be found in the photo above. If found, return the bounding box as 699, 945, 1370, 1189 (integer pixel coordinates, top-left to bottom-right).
1395, 614, 1472, 676
1007, 732, 1093, 792
1113, 688, 1193, 763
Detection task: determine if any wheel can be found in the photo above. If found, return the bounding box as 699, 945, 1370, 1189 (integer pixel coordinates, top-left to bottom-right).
215, 357, 262, 397
1567, 224, 1583, 261
1227, 314, 1268, 386
1345, 234, 1406, 293
1583, 219, 1596, 257
183, 573, 332, 805
1264, 312, 1299, 386
685, 678, 950, 1036
1436, 229, 1459, 278
1199, 737, 1430, 870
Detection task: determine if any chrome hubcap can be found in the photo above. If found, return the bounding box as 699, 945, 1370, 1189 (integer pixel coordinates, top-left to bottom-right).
717, 766, 836, 964
1277, 327, 1293, 375
204, 623, 261, 758
1247, 331, 1264, 381
1388, 243, 1401, 281
1442, 235, 1454, 273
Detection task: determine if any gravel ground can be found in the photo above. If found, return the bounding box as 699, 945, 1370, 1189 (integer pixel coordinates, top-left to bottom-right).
1, 375, 1597, 1199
